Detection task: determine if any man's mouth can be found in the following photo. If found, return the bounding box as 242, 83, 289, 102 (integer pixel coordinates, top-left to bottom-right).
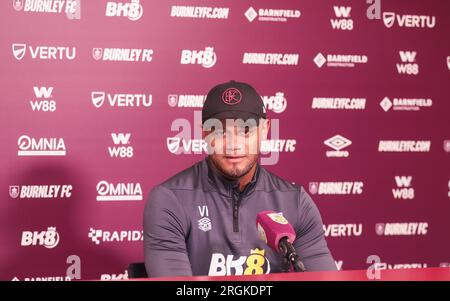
224, 155, 245, 163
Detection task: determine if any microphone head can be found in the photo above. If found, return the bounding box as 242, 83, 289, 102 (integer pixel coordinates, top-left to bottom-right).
256, 210, 296, 253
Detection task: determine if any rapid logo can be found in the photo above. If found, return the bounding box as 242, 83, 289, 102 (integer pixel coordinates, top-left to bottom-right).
88, 228, 143, 244
209, 249, 271, 276
17, 135, 66, 156
108, 133, 133, 158
331, 6, 353, 30
96, 180, 142, 201
30, 86, 56, 112
21, 227, 60, 248
180, 47, 217, 68
12, 43, 76, 61
105, 0, 143, 21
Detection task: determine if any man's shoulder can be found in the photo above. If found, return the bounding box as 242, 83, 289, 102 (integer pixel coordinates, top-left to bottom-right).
157, 159, 206, 192
259, 167, 302, 193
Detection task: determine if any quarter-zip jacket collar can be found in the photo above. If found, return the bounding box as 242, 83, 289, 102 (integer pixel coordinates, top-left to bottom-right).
204, 157, 260, 199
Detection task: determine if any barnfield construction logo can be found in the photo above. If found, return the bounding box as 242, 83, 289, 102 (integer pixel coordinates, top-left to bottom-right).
314, 52, 367, 68
244, 6, 300, 22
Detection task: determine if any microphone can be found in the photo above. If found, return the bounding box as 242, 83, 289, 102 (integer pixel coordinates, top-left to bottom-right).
256, 210, 306, 272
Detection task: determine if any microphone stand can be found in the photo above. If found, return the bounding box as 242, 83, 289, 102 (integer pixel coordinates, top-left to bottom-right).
278, 237, 306, 272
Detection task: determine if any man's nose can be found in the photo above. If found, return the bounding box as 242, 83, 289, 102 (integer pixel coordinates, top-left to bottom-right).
225, 130, 244, 154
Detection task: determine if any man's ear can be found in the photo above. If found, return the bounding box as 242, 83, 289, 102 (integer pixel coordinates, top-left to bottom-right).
259, 119, 270, 140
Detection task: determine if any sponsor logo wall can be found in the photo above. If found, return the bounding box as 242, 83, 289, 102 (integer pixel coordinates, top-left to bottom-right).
0, 0, 449, 280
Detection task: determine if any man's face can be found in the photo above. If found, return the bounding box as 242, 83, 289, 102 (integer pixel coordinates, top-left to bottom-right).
203, 118, 269, 179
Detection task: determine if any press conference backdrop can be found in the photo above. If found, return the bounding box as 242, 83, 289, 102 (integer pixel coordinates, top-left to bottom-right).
0, 0, 449, 281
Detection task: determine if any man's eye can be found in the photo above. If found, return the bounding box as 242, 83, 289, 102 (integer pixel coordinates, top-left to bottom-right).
244, 126, 256, 134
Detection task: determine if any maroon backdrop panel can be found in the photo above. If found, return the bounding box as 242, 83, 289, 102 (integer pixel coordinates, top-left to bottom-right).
0, 0, 449, 280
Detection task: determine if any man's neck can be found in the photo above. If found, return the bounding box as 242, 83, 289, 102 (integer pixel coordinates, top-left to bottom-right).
237, 163, 257, 192
207, 157, 258, 192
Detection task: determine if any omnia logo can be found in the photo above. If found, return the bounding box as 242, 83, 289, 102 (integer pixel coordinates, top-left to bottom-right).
106, 0, 143, 21
21, 227, 60, 248
17, 135, 66, 156
180, 47, 217, 68
208, 249, 271, 276
96, 180, 143, 201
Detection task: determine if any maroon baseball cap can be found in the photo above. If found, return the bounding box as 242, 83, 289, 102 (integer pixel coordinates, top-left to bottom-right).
202, 80, 266, 124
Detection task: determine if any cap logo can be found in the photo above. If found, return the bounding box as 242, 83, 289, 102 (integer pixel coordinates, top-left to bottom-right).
222, 88, 242, 105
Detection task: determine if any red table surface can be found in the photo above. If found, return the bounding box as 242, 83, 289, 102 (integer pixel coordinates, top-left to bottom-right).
131, 268, 450, 281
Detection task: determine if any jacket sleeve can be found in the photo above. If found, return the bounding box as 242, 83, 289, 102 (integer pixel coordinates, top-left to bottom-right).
143, 185, 192, 277
293, 186, 337, 271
